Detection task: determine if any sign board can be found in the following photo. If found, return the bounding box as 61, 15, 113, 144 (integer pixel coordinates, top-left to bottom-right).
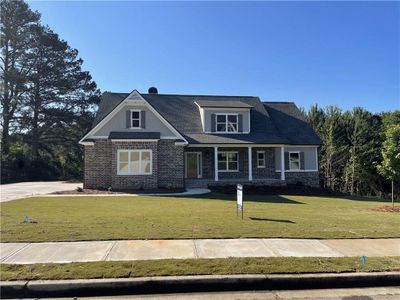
237, 184, 243, 219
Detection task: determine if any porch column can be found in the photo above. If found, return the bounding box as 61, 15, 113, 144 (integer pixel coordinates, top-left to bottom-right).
248, 146, 253, 181
214, 146, 218, 181
280, 146, 285, 181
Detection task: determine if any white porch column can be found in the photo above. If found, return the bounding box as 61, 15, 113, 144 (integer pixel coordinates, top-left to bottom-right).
248, 146, 253, 181
214, 146, 218, 181
280, 146, 285, 181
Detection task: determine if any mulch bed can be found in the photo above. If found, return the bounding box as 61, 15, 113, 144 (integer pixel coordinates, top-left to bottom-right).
51, 188, 186, 195
369, 205, 400, 213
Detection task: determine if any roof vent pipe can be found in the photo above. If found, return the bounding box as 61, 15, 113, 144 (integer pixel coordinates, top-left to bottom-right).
148, 87, 158, 94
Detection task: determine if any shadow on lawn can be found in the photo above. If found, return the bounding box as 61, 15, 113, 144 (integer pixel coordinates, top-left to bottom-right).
249, 217, 295, 223
191, 193, 305, 204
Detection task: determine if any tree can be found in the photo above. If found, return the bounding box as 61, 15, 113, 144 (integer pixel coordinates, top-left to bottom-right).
0, 0, 39, 155
377, 124, 400, 207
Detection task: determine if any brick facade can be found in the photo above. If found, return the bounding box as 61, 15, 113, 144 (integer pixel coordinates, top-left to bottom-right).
84, 142, 319, 190
84, 140, 112, 189
84, 139, 184, 190
158, 140, 185, 189
284, 171, 320, 188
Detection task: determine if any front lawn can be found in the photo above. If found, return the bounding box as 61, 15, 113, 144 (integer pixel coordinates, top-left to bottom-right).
1, 194, 399, 242
2, 257, 399, 281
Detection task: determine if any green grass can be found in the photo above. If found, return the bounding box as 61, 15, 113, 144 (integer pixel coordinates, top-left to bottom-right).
1, 257, 399, 281
1, 193, 399, 242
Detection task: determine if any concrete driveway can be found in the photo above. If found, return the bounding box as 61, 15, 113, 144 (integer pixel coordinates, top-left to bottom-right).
0, 181, 83, 202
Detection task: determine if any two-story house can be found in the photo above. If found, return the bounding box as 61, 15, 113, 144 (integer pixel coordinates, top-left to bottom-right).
79, 88, 322, 190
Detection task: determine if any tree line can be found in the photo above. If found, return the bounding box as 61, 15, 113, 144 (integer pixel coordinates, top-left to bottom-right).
1, 0, 100, 183
306, 106, 399, 199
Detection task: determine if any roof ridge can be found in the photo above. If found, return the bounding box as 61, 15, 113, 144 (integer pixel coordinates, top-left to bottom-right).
142, 93, 259, 98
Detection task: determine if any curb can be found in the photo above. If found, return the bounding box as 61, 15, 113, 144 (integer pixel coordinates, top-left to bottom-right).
1, 272, 399, 298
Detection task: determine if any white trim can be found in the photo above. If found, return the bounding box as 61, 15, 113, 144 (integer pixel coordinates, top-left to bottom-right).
130, 109, 141, 129
200, 107, 251, 111
248, 147, 252, 181
117, 149, 153, 175
79, 90, 188, 145
284, 145, 321, 148
111, 139, 159, 142
215, 113, 239, 133
81, 142, 94, 146
90, 136, 109, 139
204, 131, 250, 134
315, 147, 319, 171
280, 146, 285, 180
217, 151, 239, 172
276, 169, 318, 172
185, 152, 202, 179
187, 144, 288, 148
289, 151, 301, 171
256, 151, 265, 168
194, 102, 205, 132
214, 147, 218, 181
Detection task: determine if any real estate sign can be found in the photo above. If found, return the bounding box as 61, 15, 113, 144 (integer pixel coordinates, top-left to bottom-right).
237, 184, 243, 219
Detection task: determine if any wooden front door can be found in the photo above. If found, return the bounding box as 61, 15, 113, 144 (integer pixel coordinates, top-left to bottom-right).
186, 153, 202, 178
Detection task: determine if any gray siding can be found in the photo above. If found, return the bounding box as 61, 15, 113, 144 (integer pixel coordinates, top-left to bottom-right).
275, 146, 318, 171
203, 109, 250, 133
93, 104, 176, 137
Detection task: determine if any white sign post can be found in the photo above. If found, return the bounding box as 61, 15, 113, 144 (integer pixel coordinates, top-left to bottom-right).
237, 184, 243, 219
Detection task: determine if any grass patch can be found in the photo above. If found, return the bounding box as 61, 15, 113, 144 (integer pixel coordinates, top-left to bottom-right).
1, 193, 399, 242
1, 257, 399, 281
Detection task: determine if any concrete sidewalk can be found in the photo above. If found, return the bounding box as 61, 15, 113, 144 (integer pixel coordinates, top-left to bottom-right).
1, 238, 399, 264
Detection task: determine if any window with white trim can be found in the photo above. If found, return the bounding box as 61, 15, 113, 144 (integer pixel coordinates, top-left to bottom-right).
289, 152, 300, 170
218, 152, 238, 171
118, 150, 152, 175
257, 151, 265, 168
131, 110, 141, 128
216, 114, 238, 132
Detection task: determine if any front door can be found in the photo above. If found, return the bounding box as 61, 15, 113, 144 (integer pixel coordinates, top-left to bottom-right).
186, 153, 202, 178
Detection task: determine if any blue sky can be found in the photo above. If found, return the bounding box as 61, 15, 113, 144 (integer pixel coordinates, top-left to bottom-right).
28, 1, 399, 112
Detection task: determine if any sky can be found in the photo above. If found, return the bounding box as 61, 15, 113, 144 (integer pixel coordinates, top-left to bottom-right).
28, 1, 399, 113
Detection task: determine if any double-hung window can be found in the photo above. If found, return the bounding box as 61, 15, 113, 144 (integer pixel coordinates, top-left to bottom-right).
118, 150, 152, 175
218, 152, 238, 171
257, 151, 265, 168
289, 152, 300, 170
216, 114, 238, 133
131, 110, 141, 128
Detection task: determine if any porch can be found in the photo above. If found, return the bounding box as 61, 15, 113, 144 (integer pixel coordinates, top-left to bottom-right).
184, 145, 286, 188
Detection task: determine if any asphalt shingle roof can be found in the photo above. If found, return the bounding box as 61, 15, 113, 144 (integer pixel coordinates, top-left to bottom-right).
108, 131, 160, 140
89, 92, 322, 145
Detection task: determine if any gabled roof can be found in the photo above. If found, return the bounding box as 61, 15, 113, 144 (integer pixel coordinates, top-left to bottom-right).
263, 102, 322, 145
88, 92, 322, 145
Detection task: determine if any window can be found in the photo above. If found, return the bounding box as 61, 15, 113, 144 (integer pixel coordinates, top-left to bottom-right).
289, 152, 300, 170
131, 110, 141, 128
118, 150, 152, 175
216, 114, 238, 133
257, 151, 265, 168
218, 152, 238, 171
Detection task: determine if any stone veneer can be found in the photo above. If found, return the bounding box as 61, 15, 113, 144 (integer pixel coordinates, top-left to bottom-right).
84, 139, 184, 190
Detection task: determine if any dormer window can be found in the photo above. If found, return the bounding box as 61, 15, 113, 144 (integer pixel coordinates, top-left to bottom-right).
131, 110, 141, 128
216, 114, 238, 133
